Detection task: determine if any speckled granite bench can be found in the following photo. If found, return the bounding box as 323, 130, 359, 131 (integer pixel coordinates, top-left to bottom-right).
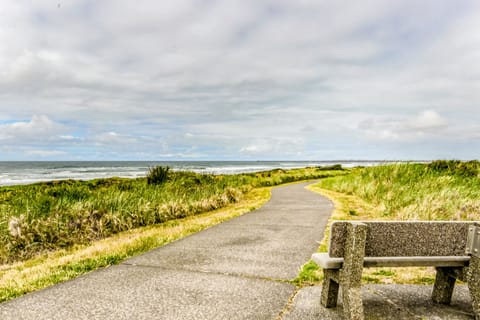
311, 221, 480, 320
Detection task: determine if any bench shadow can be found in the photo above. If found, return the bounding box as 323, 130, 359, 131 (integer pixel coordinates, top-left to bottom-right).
284, 285, 475, 320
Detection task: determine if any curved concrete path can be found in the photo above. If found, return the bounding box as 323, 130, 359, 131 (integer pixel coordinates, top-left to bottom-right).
2, 182, 476, 319
0, 182, 333, 320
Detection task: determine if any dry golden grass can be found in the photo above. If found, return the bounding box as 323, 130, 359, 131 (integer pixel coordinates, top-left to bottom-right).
0, 187, 271, 302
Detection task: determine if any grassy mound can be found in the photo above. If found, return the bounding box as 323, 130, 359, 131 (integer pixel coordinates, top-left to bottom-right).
0, 167, 345, 264
317, 160, 480, 220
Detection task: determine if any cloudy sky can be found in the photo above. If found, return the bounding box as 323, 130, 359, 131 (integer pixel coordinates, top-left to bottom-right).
1, 0, 479, 161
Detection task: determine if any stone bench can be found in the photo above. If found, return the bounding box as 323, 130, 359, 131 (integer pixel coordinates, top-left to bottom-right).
311, 221, 480, 320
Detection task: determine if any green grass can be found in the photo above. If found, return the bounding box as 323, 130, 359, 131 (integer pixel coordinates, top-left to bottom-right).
292, 260, 323, 286
1, 173, 241, 263
317, 161, 480, 221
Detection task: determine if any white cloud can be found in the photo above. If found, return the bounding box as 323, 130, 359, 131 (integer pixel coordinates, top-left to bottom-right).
59, 135, 78, 140
26, 150, 67, 157
239, 145, 267, 154
0, 115, 66, 141
409, 110, 447, 130
239, 137, 304, 157
359, 110, 450, 142
94, 131, 143, 147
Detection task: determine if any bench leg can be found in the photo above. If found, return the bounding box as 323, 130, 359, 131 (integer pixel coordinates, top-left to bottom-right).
340, 267, 364, 320
339, 222, 367, 320
321, 269, 340, 308
342, 286, 364, 320
467, 256, 480, 319
432, 267, 456, 304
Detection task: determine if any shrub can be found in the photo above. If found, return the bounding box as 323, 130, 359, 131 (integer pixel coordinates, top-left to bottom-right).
317, 164, 344, 171
427, 160, 458, 172
147, 166, 170, 185
427, 160, 479, 177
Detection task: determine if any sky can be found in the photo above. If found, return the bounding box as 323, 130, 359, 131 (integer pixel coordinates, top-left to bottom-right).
0, 0, 479, 161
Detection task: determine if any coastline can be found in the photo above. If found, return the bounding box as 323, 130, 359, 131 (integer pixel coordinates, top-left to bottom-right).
0, 160, 401, 187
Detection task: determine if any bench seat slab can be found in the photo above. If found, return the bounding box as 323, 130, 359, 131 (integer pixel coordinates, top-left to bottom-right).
312, 253, 470, 269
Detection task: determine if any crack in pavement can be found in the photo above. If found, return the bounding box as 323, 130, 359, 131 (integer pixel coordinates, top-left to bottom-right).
122, 261, 293, 285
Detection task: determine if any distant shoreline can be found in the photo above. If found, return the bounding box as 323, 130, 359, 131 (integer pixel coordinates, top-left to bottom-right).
0, 160, 401, 187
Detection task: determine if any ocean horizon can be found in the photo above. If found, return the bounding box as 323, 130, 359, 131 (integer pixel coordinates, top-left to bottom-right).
0, 160, 409, 187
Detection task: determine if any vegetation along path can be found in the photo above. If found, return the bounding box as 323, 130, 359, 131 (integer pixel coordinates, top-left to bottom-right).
0, 182, 333, 320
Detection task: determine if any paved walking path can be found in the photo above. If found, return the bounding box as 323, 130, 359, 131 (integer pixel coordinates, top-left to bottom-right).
0, 182, 332, 320
1, 182, 476, 319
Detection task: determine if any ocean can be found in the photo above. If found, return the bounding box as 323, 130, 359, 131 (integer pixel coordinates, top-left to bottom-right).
0, 160, 385, 186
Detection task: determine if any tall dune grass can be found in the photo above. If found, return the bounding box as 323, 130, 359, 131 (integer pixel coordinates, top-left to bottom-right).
317, 160, 480, 221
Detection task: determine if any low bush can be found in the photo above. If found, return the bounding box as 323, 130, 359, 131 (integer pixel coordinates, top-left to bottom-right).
146, 166, 170, 185
317, 164, 344, 171
427, 160, 479, 177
